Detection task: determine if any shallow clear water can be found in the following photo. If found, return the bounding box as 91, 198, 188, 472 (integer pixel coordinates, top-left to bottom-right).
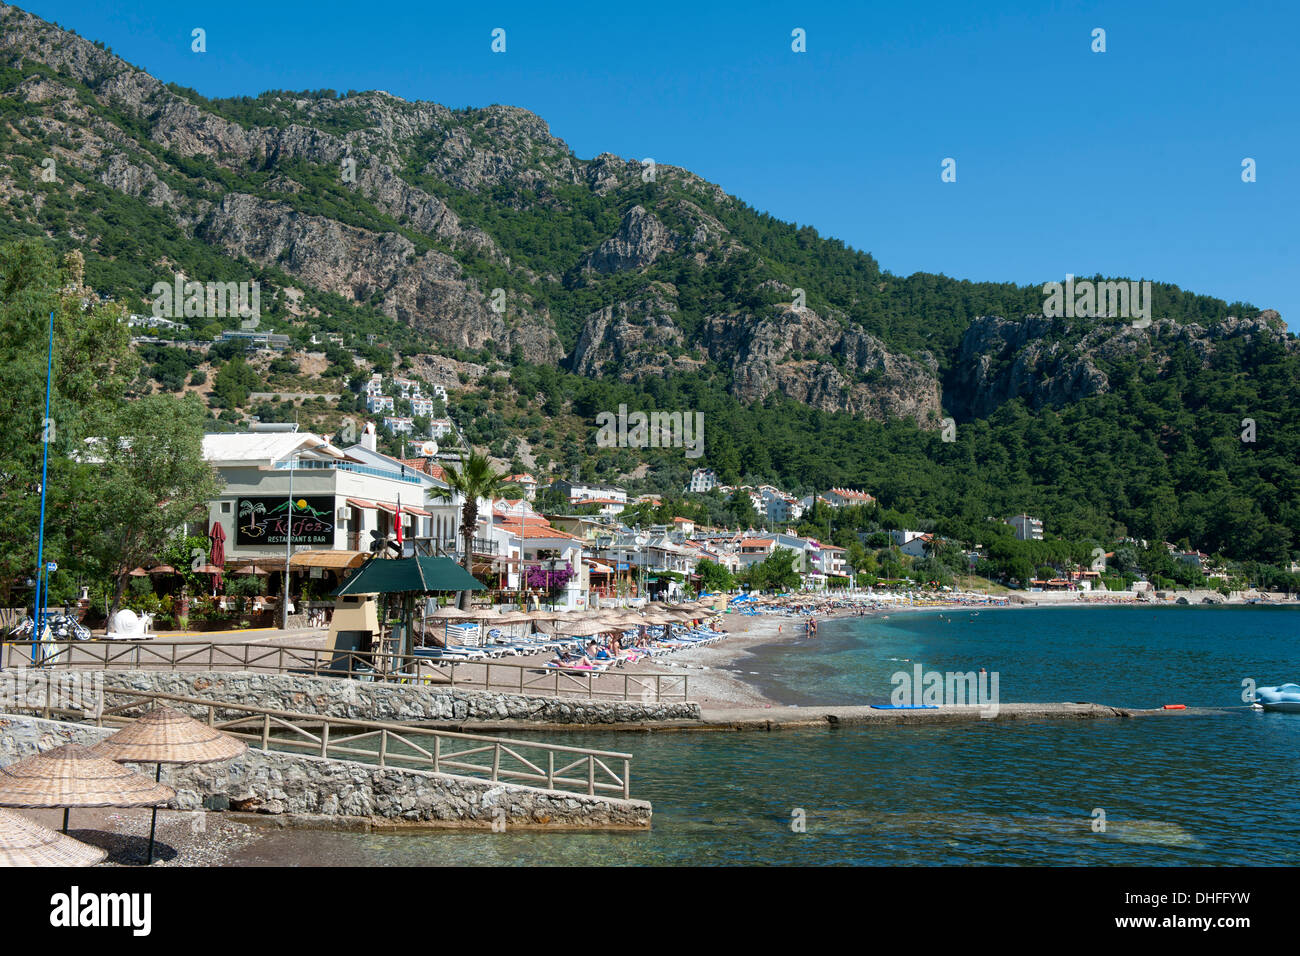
234, 607, 1300, 866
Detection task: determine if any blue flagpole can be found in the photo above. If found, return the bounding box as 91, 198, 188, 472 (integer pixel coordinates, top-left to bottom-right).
33, 309, 54, 663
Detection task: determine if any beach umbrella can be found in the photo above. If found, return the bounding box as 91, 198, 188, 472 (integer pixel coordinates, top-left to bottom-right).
128, 567, 149, 578
208, 522, 225, 591
427, 606, 476, 619
148, 565, 177, 576
0, 808, 107, 867
92, 706, 246, 865
233, 565, 268, 577
0, 742, 174, 837
491, 611, 534, 625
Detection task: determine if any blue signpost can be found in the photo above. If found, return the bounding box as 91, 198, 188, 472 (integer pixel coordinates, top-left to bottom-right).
33, 309, 54, 662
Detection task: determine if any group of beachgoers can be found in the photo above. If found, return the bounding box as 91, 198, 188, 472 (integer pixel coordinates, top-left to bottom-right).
544, 617, 727, 672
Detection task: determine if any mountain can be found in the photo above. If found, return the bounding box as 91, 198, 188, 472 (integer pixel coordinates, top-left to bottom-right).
1, 2, 1298, 565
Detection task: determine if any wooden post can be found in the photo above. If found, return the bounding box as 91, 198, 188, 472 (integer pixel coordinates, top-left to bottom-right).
492, 742, 501, 782
588, 756, 595, 795
433, 735, 440, 773
378, 729, 388, 768
320, 721, 329, 758
547, 750, 554, 790
261, 712, 270, 750
623, 759, 630, 800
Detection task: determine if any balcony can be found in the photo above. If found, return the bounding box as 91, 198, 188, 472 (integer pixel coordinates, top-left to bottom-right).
435, 535, 499, 556
274, 459, 422, 484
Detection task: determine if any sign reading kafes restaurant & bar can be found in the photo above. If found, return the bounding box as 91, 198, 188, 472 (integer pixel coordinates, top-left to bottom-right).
235, 496, 336, 546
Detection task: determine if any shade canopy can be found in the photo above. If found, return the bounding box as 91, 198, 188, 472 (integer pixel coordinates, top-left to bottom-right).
334, 557, 487, 596
0, 808, 107, 867
232, 565, 269, 576
290, 550, 369, 570
0, 743, 175, 809
92, 707, 247, 766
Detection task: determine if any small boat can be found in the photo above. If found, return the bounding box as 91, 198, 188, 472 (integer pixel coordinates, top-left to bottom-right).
1254, 684, 1300, 713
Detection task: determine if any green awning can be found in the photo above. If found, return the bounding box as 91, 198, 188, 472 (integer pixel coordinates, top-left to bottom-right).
332, 557, 487, 596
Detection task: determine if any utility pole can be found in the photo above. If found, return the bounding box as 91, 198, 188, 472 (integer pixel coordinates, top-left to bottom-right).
282, 459, 293, 630
33, 310, 54, 661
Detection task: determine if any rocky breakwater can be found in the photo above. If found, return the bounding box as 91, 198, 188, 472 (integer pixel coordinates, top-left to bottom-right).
0, 714, 652, 830
96, 671, 702, 725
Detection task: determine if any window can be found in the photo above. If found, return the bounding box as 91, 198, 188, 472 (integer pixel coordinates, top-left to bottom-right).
221, 502, 231, 513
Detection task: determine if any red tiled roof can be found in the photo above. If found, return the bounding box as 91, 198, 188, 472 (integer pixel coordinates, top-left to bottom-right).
494, 521, 581, 541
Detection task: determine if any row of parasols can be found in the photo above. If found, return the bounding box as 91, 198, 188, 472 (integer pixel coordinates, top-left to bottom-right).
0, 707, 245, 867
427, 602, 722, 633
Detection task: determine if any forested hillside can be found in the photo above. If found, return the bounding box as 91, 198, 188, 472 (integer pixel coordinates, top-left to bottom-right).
0, 1, 1296, 569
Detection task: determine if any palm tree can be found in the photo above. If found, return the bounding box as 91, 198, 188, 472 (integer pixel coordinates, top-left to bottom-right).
432, 453, 509, 609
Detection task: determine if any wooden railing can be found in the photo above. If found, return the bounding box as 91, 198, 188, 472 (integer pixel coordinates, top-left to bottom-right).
14, 683, 634, 799
1, 640, 689, 703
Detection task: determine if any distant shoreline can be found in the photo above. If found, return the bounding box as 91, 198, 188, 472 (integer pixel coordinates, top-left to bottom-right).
671, 595, 1299, 711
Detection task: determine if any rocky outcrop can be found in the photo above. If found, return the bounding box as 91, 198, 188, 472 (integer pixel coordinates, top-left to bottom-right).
700, 305, 942, 424
571, 285, 696, 377
946, 312, 1294, 421
582, 205, 672, 273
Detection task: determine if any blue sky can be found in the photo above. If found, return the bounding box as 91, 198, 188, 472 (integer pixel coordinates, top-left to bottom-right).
23, 0, 1300, 329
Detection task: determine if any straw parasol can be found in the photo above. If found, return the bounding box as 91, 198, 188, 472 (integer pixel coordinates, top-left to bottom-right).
93, 706, 246, 864
0, 808, 107, 867
0, 742, 175, 835
148, 565, 177, 575
427, 605, 477, 620
93, 707, 246, 766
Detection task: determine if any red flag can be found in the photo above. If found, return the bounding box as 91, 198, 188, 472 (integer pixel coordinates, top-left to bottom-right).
395, 495, 403, 546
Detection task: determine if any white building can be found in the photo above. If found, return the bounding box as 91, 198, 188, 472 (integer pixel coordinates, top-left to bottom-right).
825, 488, 877, 508
365, 394, 394, 413
687, 468, 718, 493
383, 416, 415, 435
554, 479, 628, 504
1007, 514, 1044, 541
504, 473, 539, 501
765, 495, 804, 524
202, 430, 432, 569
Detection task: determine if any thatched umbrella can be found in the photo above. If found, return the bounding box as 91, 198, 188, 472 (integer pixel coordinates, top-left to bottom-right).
0, 808, 107, 867
428, 605, 476, 619
0, 742, 174, 836
92, 706, 246, 864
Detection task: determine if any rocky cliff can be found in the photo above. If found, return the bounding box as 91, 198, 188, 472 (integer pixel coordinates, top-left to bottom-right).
0, 1, 1282, 430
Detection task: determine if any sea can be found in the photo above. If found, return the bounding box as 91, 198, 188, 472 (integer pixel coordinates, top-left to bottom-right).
231, 605, 1300, 866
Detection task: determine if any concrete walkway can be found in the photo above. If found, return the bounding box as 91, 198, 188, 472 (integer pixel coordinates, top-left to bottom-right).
418, 701, 1217, 734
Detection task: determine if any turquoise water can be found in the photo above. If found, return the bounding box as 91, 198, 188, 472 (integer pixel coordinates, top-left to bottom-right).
233, 607, 1300, 866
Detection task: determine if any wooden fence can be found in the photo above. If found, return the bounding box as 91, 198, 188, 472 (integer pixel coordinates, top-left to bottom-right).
1, 640, 689, 703
14, 682, 634, 799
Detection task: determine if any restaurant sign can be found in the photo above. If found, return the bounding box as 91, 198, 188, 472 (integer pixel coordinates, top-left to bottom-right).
235, 496, 335, 546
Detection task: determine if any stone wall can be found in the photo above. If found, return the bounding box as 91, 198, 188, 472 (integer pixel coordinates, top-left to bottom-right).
93, 670, 700, 724
0, 713, 651, 830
